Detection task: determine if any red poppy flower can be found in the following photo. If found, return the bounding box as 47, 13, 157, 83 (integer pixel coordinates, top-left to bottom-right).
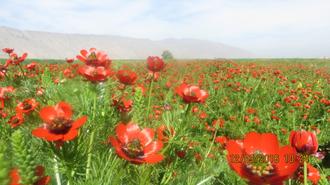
199, 111, 208, 119
226, 132, 299, 185
108, 123, 164, 164
32, 102, 87, 142
78, 65, 112, 83
289, 130, 318, 155
0, 86, 14, 99
175, 83, 208, 103
176, 150, 187, 158
2, 48, 14, 54
246, 107, 257, 115
212, 118, 225, 128
7, 52, 28, 65
10, 165, 50, 185
66, 58, 75, 63
0, 110, 7, 118
76, 48, 111, 67
63, 68, 75, 78
146, 71, 160, 81
132, 84, 146, 95
16, 98, 38, 114
147, 56, 165, 72
116, 69, 138, 85
8, 113, 24, 128
157, 125, 175, 142
36, 87, 44, 96
320, 98, 330, 106
25, 62, 38, 71
215, 136, 228, 147
113, 97, 133, 113
0, 64, 8, 77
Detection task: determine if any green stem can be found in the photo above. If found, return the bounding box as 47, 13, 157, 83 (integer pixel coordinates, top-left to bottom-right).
54, 156, 62, 185
18, 63, 26, 78
66, 170, 75, 185
145, 79, 154, 122
304, 161, 308, 185
199, 130, 217, 171
184, 103, 192, 122
196, 176, 214, 185
86, 131, 95, 180
185, 103, 192, 118
204, 130, 217, 158
86, 89, 98, 180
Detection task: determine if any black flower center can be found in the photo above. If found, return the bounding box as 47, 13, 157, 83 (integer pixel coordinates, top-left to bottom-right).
87, 52, 98, 64
123, 139, 144, 158
22, 101, 32, 110
12, 117, 20, 124
47, 117, 73, 134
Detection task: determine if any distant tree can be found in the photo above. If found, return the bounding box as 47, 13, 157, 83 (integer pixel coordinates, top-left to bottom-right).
161, 50, 174, 60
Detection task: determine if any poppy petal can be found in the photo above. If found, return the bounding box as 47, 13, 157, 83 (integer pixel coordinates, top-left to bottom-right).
108, 137, 120, 148
144, 141, 163, 156
226, 140, 244, 176
143, 154, 164, 164
63, 129, 78, 141
9, 168, 20, 184
76, 55, 86, 63
56, 102, 72, 119
276, 146, 299, 177
243, 132, 262, 154
307, 164, 320, 185
124, 123, 140, 141
139, 128, 155, 146
71, 116, 87, 129
32, 128, 63, 141
115, 147, 144, 164
259, 133, 279, 154
43, 132, 63, 141
39, 106, 57, 123
32, 128, 49, 138
21, 53, 28, 60
116, 123, 129, 143
80, 49, 88, 57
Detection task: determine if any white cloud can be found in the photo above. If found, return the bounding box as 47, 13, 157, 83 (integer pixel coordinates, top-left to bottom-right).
1, 0, 330, 57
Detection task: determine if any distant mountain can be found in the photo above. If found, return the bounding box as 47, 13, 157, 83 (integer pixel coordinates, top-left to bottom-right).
0, 26, 253, 59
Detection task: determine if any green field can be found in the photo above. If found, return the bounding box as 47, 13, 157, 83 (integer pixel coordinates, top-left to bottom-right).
1, 57, 329, 185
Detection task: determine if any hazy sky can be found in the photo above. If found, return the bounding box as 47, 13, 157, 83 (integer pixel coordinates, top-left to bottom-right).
1, 0, 330, 57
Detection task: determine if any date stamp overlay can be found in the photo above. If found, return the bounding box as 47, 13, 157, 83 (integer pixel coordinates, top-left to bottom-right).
229, 153, 310, 164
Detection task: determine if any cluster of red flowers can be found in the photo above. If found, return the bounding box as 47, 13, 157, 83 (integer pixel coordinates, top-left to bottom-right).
10, 165, 50, 185
2, 48, 28, 66
8, 98, 39, 128
77, 48, 113, 83
116, 67, 138, 85
0, 86, 14, 118
107, 54, 169, 164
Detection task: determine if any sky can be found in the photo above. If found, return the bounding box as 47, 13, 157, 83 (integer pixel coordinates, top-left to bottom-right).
1, 0, 330, 57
